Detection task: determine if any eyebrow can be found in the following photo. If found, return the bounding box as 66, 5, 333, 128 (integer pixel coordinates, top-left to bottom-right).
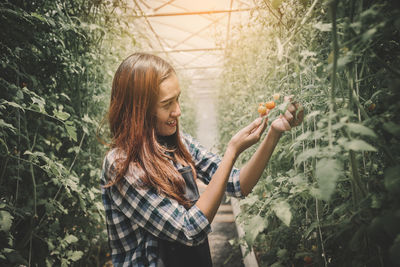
160, 92, 181, 103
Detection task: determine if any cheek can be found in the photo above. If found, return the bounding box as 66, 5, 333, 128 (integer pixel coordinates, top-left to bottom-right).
155, 109, 168, 128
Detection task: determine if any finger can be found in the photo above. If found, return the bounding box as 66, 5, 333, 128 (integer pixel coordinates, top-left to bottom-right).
284, 95, 294, 102
293, 105, 305, 126
284, 110, 294, 125
252, 116, 268, 137
244, 117, 263, 134
280, 114, 292, 131
287, 103, 296, 113
250, 116, 268, 134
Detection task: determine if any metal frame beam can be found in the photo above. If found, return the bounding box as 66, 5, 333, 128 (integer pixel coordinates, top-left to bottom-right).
153, 0, 176, 12
150, 48, 224, 53
133, 8, 252, 18
175, 66, 223, 70
172, 15, 226, 49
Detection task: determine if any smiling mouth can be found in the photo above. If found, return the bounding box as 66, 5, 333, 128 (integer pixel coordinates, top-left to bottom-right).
167, 120, 176, 126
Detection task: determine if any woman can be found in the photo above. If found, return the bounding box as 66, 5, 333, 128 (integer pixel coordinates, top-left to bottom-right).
101, 52, 303, 267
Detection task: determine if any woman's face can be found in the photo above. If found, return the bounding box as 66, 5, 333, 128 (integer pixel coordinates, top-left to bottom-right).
155, 73, 181, 136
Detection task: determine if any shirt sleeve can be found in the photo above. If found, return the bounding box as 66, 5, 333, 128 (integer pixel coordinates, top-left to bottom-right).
181, 132, 243, 198
104, 151, 211, 247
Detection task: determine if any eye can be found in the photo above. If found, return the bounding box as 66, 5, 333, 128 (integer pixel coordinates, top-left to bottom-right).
163, 101, 172, 109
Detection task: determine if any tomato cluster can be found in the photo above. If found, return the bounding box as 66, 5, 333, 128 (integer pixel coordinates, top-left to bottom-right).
257, 93, 280, 115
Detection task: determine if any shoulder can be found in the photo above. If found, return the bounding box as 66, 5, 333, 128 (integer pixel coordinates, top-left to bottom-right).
102, 148, 125, 171
102, 148, 143, 186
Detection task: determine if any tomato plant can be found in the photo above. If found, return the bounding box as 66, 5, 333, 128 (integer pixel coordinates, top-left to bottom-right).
217, 0, 400, 266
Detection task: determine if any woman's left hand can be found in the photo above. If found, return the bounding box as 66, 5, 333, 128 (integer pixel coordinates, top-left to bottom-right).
271, 96, 304, 133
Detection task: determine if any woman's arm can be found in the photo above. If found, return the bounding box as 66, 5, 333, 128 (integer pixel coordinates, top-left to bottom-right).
239, 127, 281, 196
239, 101, 304, 196
196, 117, 266, 222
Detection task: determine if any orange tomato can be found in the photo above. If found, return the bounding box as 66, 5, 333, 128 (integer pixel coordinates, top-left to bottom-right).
265, 101, 276, 109
257, 104, 267, 116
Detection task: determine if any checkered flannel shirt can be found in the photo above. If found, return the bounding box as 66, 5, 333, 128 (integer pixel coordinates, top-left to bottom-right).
101, 132, 243, 267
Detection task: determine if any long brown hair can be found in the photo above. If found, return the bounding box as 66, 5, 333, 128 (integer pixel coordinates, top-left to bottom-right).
105, 53, 196, 208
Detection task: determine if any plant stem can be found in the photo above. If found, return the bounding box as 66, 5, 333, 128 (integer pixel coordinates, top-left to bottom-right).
329, 0, 339, 149
69, 132, 86, 172
316, 198, 328, 267
349, 150, 367, 198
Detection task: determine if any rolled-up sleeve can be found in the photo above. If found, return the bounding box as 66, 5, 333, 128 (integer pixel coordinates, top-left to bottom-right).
104, 154, 211, 247
181, 132, 243, 198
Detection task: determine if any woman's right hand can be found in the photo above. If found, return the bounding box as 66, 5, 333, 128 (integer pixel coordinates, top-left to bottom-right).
227, 116, 268, 157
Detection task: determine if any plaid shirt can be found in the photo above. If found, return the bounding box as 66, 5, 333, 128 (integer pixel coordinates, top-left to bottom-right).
101, 132, 242, 267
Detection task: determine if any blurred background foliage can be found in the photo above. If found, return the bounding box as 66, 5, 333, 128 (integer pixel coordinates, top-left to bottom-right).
0, 0, 135, 266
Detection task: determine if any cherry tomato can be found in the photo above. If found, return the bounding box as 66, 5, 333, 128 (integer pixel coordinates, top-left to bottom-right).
257, 104, 267, 116
272, 93, 280, 100
368, 103, 376, 111
304, 256, 312, 264
265, 101, 276, 109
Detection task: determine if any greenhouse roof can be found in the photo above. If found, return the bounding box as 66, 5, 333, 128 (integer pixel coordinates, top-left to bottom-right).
131, 0, 254, 86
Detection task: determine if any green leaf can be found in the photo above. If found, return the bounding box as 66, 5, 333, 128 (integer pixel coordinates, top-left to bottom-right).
60, 93, 71, 101
16, 89, 24, 99
272, 200, 292, 226
346, 123, 377, 138
295, 148, 319, 165
313, 22, 332, 32
67, 251, 84, 262
53, 110, 70, 121
31, 96, 46, 113
0, 210, 13, 232
276, 248, 288, 259
383, 122, 400, 136
304, 221, 318, 239
0, 119, 17, 133
31, 12, 46, 22
65, 122, 77, 142
239, 194, 258, 207
347, 139, 377, 152
295, 131, 311, 141
61, 258, 69, 267
64, 234, 78, 244
305, 110, 320, 122
384, 166, 400, 194
362, 27, 377, 41
2, 100, 23, 110
243, 214, 267, 247
316, 158, 341, 201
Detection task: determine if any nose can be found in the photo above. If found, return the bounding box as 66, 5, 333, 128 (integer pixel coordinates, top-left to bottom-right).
171, 101, 181, 117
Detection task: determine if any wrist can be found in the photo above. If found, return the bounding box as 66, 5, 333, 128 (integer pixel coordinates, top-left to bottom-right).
225, 144, 239, 161
267, 127, 283, 140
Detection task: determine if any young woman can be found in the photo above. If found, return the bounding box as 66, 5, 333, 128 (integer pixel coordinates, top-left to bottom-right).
101, 52, 304, 267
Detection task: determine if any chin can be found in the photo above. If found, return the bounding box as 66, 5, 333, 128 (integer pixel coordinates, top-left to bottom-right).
159, 129, 177, 137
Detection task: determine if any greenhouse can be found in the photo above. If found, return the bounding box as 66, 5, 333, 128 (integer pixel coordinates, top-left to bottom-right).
1, 0, 399, 266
